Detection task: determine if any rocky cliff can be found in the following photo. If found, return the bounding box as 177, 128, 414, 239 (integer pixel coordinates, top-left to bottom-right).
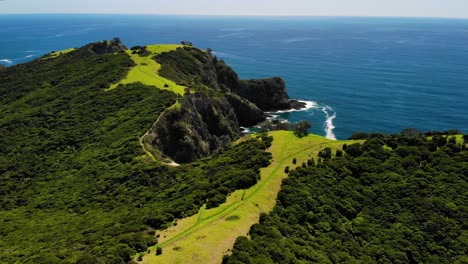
149, 92, 239, 163
149, 46, 301, 162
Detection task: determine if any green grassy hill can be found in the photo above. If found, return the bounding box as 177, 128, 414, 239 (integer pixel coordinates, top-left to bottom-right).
139, 131, 362, 263
0, 40, 272, 263
225, 133, 468, 264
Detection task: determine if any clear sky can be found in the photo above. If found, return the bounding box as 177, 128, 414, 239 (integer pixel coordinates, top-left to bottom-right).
1, 0, 468, 18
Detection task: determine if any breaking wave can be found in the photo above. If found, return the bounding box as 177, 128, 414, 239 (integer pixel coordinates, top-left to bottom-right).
321, 105, 337, 140
274, 100, 318, 113
0, 59, 13, 64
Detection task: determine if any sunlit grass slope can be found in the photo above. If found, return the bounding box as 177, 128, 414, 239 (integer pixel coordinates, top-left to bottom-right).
109, 44, 186, 95
139, 131, 364, 264
42, 48, 76, 59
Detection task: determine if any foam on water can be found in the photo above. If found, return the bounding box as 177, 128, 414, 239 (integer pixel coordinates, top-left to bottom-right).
0, 59, 12, 64
240, 127, 251, 133
321, 106, 337, 140
274, 100, 318, 113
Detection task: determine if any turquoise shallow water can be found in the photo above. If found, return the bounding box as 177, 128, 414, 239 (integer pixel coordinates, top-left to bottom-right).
1, 15, 467, 139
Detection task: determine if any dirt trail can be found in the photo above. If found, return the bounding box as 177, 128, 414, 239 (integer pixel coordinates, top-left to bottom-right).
139, 108, 180, 167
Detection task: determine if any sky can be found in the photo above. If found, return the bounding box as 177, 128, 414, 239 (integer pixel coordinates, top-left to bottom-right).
1, 0, 468, 18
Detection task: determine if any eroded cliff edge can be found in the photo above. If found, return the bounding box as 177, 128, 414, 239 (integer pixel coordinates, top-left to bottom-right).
146, 46, 302, 163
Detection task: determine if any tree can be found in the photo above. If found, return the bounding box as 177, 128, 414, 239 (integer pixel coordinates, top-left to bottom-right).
345, 143, 363, 157
112, 37, 122, 44
181, 40, 193, 46
318, 147, 332, 160
336, 149, 343, 157
293, 120, 311, 138
156, 247, 163, 255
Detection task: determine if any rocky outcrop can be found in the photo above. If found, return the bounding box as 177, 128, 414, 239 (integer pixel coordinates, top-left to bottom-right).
225, 93, 266, 127
290, 99, 307, 110
236, 78, 291, 111
150, 92, 240, 163
214, 57, 300, 111
151, 46, 303, 162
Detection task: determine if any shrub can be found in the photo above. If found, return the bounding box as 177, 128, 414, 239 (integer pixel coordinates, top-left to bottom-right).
336, 149, 343, 157
156, 247, 163, 255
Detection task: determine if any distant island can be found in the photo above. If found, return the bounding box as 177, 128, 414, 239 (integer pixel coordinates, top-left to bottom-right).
0, 39, 466, 264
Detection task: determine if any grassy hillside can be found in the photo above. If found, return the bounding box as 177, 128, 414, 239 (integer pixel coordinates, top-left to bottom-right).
139, 131, 362, 263
0, 42, 273, 263
43, 48, 77, 59
109, 44, 186, 95
225, 133, 468, 264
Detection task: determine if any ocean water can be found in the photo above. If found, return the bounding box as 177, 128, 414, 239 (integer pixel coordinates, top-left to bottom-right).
1, 14, 467, 139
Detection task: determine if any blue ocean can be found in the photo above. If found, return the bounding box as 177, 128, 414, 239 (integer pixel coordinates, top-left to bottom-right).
1, 14, 467, 139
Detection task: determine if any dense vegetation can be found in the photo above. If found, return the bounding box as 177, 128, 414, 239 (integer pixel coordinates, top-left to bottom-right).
226, 133, 467, 264
0, 42, 272, 263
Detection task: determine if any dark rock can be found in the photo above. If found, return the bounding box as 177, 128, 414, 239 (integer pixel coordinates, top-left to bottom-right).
235, 78, 291, 111
150, 92, 240, 163
225, 93, 266, 127
289, 99, 307, 110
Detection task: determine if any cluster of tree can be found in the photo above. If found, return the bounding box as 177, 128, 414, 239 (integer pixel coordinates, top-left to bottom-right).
0, 43, 272, 263
180, 40, 193, 46
257, 119, 311, 138
130, 45, 150, 57
225, 131, 467, 264
155, 46, 215, 88
349, 128, 463, 140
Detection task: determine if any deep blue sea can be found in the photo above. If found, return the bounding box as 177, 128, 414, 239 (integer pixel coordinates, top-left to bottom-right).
1, 14, 467, 139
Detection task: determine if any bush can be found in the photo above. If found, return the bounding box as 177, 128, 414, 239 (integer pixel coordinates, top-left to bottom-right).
336, 149, 343, 157
349, 132, 369, 140
156, 247, 163, 255
318, 148, 332, 160
293, 120, 311, 138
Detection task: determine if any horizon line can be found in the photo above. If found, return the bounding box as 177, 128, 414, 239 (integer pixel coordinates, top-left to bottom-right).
1, 13, 468, 20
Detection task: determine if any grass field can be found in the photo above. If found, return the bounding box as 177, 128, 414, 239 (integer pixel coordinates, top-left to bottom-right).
138, 131, 363, 263
42, 48, 76, 59
108, 44, 185, 95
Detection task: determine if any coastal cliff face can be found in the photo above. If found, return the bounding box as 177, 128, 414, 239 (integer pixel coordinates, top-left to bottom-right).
237, 78, 291, 111
148, 46, 299, 162
150, 92, 239, 163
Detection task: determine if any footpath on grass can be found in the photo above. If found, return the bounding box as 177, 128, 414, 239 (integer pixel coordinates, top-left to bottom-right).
111, 44, 185, 166
138, 131, 362, 264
